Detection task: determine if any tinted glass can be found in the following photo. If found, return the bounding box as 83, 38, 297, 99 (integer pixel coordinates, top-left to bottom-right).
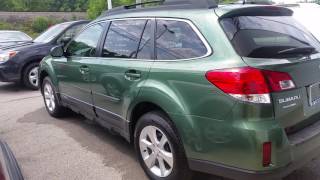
34, 23, 71, 43
220, 16, 320, 59
137, 21, 153, 59
57, 24, 85, 44
66, 23, 105, 57
156, 20, 208, 60
103, 20, 147, 59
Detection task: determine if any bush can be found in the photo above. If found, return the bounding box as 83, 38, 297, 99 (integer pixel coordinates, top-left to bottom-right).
0, 16, 64, 39
0, 21, 13, 30
31, 17, 50, 33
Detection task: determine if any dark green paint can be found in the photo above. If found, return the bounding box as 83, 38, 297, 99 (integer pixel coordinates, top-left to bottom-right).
39, 5, 320, 176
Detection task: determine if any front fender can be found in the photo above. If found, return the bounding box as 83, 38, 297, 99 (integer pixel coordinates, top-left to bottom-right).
39, 56, 59, 91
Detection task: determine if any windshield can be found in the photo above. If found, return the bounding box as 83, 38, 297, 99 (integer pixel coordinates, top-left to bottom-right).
220, 16, 320, 59
34, 23, 70, 43
0, 31, 32, 42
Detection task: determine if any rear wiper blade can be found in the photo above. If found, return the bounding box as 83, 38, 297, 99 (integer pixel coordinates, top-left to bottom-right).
277, 46, 317, 56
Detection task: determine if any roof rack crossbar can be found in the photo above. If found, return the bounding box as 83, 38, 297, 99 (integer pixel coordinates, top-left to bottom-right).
163, 0, 218, 8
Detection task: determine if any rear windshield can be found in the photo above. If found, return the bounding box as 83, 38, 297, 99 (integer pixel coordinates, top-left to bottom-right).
220, 16, 320, 59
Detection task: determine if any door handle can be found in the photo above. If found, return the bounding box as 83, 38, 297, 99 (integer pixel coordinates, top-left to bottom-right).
125, 70, 141, 80
79, 65, 90, 74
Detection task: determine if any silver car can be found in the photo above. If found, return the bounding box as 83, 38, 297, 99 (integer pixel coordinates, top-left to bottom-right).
0, 30, 32, 47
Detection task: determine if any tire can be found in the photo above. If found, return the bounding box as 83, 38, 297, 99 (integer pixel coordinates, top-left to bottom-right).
42, 77, 67, 118
134, 111, 192, 180
0, 140, 23, 180
22, 62, 40, 90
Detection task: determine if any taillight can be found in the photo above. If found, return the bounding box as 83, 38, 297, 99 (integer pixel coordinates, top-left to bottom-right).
205, 67, 295, 104
262, 70, 295, 92
262, 142, 272, 167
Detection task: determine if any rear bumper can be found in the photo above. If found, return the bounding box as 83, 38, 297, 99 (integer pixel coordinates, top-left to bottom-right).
188, 118, 320, 180
189, 142, 320, 180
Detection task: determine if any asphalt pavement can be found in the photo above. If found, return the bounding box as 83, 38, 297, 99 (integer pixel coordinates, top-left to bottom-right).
0, 82, 319, 180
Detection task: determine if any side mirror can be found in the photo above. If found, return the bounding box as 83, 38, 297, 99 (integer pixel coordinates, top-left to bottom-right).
61, 37, 72, 45
50, 45, 64, 58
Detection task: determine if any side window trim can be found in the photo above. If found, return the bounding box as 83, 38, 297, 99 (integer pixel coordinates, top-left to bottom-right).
135, 21, 150, 59
155, 18, 213, 61
98, 18, 156, 61
96, 21, 111, 58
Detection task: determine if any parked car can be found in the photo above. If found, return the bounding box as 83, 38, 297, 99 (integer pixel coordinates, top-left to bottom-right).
0, 20, 89, 90
39, 0, 320, 180
0, 140, 23, 180
0, 30, 32, 48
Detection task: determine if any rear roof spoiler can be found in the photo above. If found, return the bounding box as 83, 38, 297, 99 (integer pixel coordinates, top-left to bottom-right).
219, 6, 293, 19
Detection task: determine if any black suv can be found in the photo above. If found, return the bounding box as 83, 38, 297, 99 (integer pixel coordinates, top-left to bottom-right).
0, 20, 89, 89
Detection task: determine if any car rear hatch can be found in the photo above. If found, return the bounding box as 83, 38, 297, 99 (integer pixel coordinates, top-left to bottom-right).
217, 5, 320, 133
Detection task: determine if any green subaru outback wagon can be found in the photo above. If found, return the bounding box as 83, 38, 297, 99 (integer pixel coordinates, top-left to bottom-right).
39, 0, 320, 179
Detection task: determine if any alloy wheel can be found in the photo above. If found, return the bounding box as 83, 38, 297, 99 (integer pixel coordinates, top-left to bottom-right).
44, 83, 56, 112
139, 126, 174, 178
28, 66, 39, 87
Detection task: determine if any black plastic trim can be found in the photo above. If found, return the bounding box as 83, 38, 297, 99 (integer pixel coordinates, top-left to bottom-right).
0, 140, 24, 180
188, 145, 320, 180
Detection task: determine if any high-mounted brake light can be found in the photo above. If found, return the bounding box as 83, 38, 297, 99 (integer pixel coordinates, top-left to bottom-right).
205, 67, 295, 104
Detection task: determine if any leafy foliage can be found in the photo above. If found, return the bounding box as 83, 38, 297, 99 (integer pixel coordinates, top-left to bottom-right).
31, 17, 51, 33
87, 0, 107, 19
87, 0, 137, 19
0, 17, 63, 38
0, 0, 89, 12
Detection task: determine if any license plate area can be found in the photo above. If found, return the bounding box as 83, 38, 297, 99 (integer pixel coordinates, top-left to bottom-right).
308, 82, 320, 106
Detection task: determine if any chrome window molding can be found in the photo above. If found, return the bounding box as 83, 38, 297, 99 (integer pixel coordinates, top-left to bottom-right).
96, 17, 213, 62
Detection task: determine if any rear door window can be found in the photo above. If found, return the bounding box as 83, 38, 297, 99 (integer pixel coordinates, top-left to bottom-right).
102, 19, 152, 59
156, 19, 209, 60
220, 16, 320, 59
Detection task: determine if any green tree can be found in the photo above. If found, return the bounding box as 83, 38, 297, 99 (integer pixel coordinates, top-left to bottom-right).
0, 0, 89, 12
87, 0, 107, 19
87, 0, 140, 19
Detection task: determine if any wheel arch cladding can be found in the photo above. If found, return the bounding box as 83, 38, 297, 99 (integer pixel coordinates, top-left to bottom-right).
39, 63, 59, 93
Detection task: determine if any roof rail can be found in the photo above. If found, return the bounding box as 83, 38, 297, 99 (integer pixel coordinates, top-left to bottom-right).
100, 0, 218, 17
125, 0, 165, 9
163, 0, 217, 8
